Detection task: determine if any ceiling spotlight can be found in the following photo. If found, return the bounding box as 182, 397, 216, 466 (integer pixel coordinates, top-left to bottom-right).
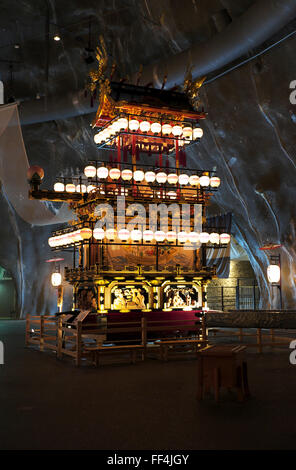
53, 34, 61, 42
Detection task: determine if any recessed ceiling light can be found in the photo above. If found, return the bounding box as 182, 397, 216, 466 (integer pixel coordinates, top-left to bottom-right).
53, 35, 61, 41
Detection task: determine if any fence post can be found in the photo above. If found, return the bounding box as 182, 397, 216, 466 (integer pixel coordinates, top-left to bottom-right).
57, 316, 63, 359
141, 317, 147, 361
257, 328, 262, 353
40, 316, 44, 352
76, 320, 82, 367
25, 314, 30, 346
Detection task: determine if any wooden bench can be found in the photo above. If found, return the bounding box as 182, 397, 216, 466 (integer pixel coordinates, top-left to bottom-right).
84, 344, 145, 366
156, 339, 208, 361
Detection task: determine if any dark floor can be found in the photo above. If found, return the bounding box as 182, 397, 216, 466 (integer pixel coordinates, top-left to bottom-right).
0, 320, 296, 450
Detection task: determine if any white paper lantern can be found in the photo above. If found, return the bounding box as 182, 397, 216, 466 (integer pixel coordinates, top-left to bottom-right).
155, 231, 165, 242
131, 229, 142, 242
178, 174, 189, 185
220, 233, 231, 244
188, 232, 199, 244
199, 232, 210, 244
97, 166, 109, 179
54, 182, 65, 192
193, 127, 203, 139
178, 231, 188, 243
166, 231, 177, 242
189, 175, 199, 186
117, 117, 128, 131
134, 170, 145, 182
94, 132, 103, 144
93, 228, 105, 240
210, 176, 221, 188
151, 122, 161, 134
209, 233, 220, 244
172, 125, 183, 136
65, 183, 75, 193
84, 165, 96, 178
143, 230, 154, 242
129, 119, 139, 132
112, 120, 121, 134
145, 171, 156, 183
79, 228, 92, 240
76, 184, 87, 193
51, 272, 62, 287
199, 175, 210, 187
118, 229, 130, 241
162, 124, 172, 135
182, 126, 193, 140
119, 169, 132, 181
167, 173, 178, 185
139, 121, 150, 133
109, 168, 121, 180
267, 265, 281, 283
156, 172, 167, 184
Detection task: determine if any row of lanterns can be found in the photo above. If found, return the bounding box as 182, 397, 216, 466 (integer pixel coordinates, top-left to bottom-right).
48, 228, 230, 247
82, 165, 221, 187
94, 117, 203, 145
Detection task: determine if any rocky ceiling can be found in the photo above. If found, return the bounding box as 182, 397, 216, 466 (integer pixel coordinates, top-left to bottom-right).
0, 0, 296, 316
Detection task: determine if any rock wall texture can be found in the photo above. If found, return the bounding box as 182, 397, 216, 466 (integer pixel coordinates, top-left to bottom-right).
0, 0, 295, 316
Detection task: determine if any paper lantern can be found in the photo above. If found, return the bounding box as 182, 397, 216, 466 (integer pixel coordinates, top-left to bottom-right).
220, 233, 231, 244
167, 173, 178, 185
178, 231, 188, 243
84, 165, 96, 178
267, 265, 281, 283
155, 231, 165, 242
145, 171, 156, 183
121, 169, 133, 181
134, 170, 145, 182
172, 125, 182, 136
97, 166, 109, 179
189, 175, 199, 186
178, 174, 189, 185
129, 119, 139, 132
209, 233, 220, 244
94, 132, 103, 144
131, 229, 142, 242
210, 176, 221, 188
118, 229, 130, 241
109, 168, 121, 180
76, 184, 87, 193
80, 228, 92, 240
117, 117, 128, 130
199, 175, 210, 187
143, 230, 154, 242
193, 127, 203, 139
112, 120, 121, 133
182, 126, 192, 140
156, 172, 167, 184
166, 231, 177, 242
65, 183, 75, 193
54, 182, 65, 192
162, 124, 172, 135
188, 232, 199, 244
51, 272, 62, 287
139, 121, 150, 133
93, 228, 105, 240
151, 122, 161, 134
199, 232, 210, 244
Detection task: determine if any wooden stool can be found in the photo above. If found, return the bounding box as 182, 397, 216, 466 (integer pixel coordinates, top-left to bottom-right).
197, 344, 250, 403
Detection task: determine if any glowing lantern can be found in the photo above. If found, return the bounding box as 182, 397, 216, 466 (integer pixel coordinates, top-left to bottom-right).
51, 272, 62, 287
99, 130, 108, 142
267, 265, 281, 283
167, 173, 178, 184
93, 228, 105, 240
84, 165, 96, 178
118, 229, 130, 241
199, 175, 210, 187
178, 231, 188, 243
48, 237, 56, 247
209, 233, 220, 244
106, 229, 116, 241
199, 232, 210, 244
178, 174, 189, 185
112, 120, 120, 134
151, 122, 161, 134
54, 182, 65, 192
210, 176, 221, 188
166, 231, 177, 242
155, 231, 165, 242
129, 119, 139, 132
131, 229, 142, 242
76, 184, 87, 193
145, 171, 156, 183
193, 127, 203, 140
94, 132, 102, 144
121, 169, 133, 181
109, 168, 121, 180
182, 126, 193, 140
220, 233, 231, 244
134, 170, 145, 182
189, 232, 199, 244
143, 230, 154, 242
97, 166, 109, 179
139, 121, 150, 133
162, 124, 172, 135
80, 228, 92, 240
156, 172, 167, 184
189, 175, 199, 186
65, 183, 75, 193
118, 117, 128, 130
172, 125, 182, 136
